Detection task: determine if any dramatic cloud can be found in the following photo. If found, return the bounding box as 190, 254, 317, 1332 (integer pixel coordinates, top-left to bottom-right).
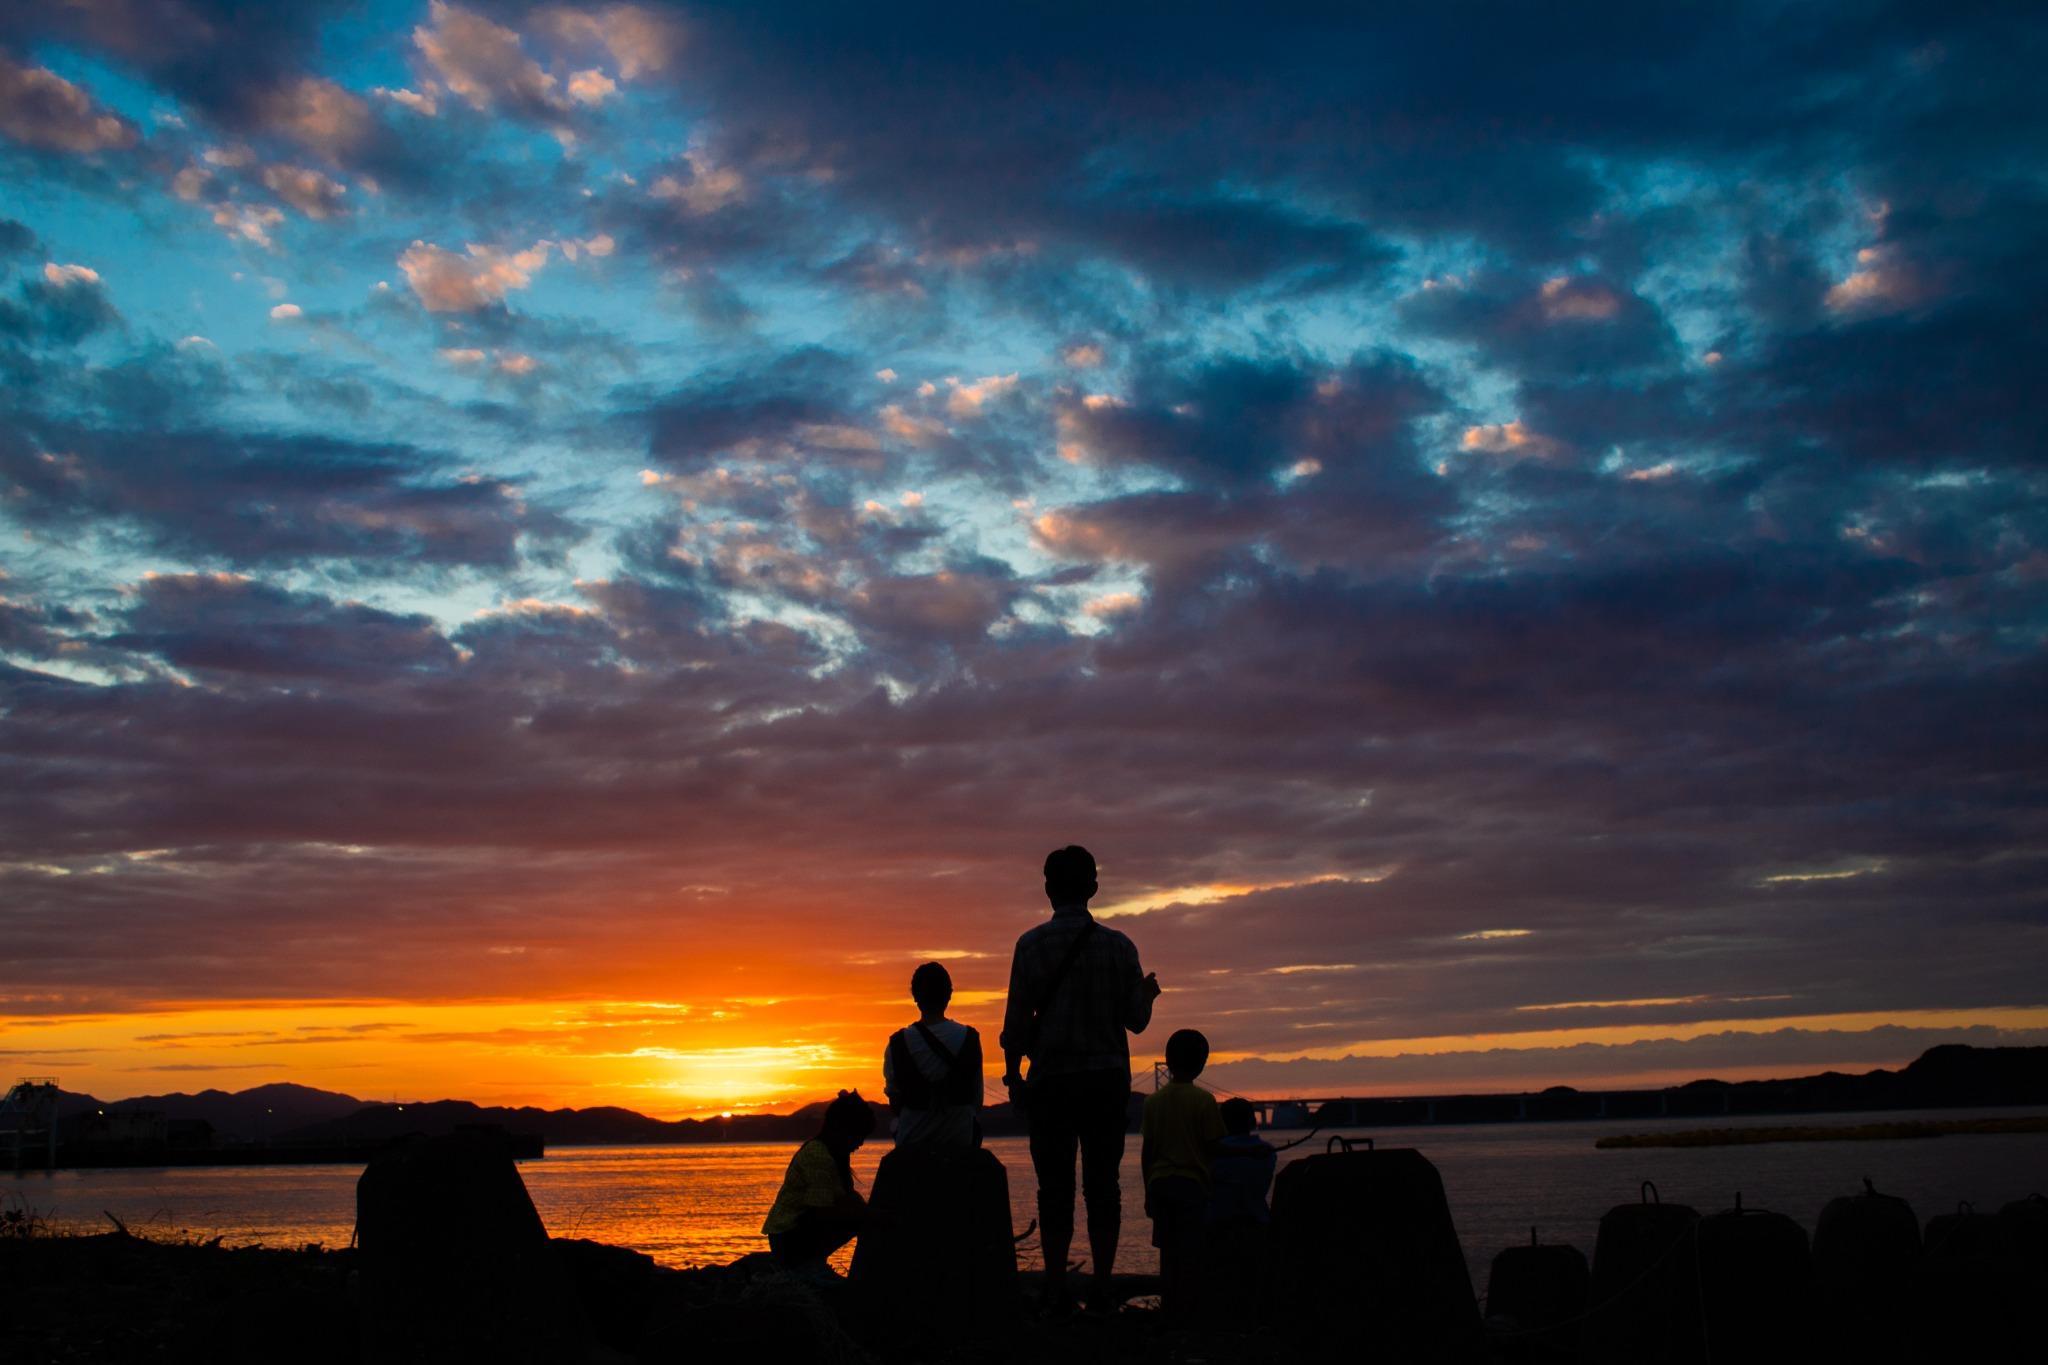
256, 76, 372, 161
1400, 272, 1678, 381
414, 1, 567, 117
0, 262, 121, 344
0, 2, 2044, 1111
0, 54, 136, 153
533, 4, 681, 82
258, 163, 349, 219
110, 573, 461, 681
0, 426, 574, 568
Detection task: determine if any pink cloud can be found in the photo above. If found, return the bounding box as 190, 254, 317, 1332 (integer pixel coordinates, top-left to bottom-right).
415, 1, 563, 114
256, 77, 371, 160
211, 202, 286, 249
567, 69, 617, 106
0, 55, 136, 154
398, 239, 553, 311
373, 85, 440, 117
535, 5, 683, 81
41, 263, 101, 287
650, 152, 747, 216
1825, 245, 1938, 314
1460, 420, 1567, 462
259, 164, 349, 220
1537, 275, 1623, 321
946, 372, 1020, 417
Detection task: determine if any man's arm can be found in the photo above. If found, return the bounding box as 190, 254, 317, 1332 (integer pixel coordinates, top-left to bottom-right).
962, 1028, 984, 1109
999, 937, 1033, 1083
1123, 936, 1161, 1034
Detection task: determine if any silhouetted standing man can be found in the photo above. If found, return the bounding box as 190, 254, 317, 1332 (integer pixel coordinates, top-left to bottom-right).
1001, 845, 1159, 1312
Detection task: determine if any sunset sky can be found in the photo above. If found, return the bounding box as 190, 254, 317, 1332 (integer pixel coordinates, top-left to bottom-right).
3, 2, 2044, 1119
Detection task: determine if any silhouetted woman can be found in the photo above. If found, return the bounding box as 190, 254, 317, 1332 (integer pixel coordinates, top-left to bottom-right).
760, 1089, 876, 1283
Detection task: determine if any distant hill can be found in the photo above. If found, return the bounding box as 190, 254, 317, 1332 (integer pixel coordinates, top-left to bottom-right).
1653, 1044, 2048, 1114
275, 1096, 901, 1146
45, 1083, 366, 1142
17, 1045, 2045, 1148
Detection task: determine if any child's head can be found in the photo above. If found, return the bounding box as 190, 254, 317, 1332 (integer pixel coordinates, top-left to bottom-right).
910, 961, 953, 1013
1164, 1028, 1209, 1082
1220, 1096, 1256, 1136
820, 1089, 876, 1152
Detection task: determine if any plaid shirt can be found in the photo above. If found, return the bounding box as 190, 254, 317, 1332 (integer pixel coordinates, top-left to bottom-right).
1000, 904, 1153, 1079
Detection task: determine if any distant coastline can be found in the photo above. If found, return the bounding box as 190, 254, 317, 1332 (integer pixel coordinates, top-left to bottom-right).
10, 1045, 2044, 1164
1594, 1112, 2048, 1149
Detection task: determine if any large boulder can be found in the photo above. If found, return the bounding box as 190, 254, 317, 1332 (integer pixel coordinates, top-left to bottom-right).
355, 1127, 578, 1363
1271, 1137, 1484, 1361
849, 1145, 1018, 1336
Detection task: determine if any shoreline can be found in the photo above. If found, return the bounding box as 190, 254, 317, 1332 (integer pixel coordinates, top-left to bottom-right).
15, 1098, 2047, 1172
1593, 1114, 2048, 1149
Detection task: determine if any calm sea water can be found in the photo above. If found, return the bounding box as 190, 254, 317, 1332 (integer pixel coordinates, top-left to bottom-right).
15, 1106, 2046, 1290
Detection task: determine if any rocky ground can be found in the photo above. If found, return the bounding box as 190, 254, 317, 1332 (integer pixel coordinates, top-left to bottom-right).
1, 1227, 357, 1364
0, 1229, 1293, 1365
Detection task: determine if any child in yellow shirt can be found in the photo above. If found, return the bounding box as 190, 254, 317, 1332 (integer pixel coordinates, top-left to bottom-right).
1140, 1028, 1226, 1324
762, 1090, 876, 1284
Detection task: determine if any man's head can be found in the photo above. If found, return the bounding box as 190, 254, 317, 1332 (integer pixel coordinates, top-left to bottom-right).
910, 961, 953, 1013
1043, 844, 1098, 908
821, 1089, 876, 1153
1220, 1096, 1256, 1136
1164, 1027, 1209, 1082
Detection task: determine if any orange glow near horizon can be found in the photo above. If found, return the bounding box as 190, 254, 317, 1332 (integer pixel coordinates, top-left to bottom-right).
0, 991, 937, 1119
8, 997, 2047, 1118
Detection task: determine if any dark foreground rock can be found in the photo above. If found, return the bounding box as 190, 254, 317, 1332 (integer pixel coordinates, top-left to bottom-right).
0, 1231, 1287, 1365
0, 1229, 358, 1365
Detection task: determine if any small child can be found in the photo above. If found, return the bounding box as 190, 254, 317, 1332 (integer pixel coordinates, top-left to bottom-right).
1209, 1097, 1277, 1225
1140, 1028, 1226, 1324
1207, 1096, 1278, 1324
761, 1090, 876, 1284
882, 961, 983, 1148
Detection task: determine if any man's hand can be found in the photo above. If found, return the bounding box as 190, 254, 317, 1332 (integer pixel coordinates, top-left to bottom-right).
1141, 971, 1162, 1000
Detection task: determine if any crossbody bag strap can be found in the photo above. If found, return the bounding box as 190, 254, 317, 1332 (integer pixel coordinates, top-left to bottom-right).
1025, 919, 1098, 1050
912, 1021, 960, 1072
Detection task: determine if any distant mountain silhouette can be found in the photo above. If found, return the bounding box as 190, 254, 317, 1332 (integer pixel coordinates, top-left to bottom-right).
48, 1082, 365, 1142
275, 1096, 902, 1146
21, 1046, 2044, 1148
1649, 1044, 2048, 1114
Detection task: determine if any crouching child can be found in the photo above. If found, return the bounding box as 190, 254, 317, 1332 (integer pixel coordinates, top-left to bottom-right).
762, 1090, 876, 1284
